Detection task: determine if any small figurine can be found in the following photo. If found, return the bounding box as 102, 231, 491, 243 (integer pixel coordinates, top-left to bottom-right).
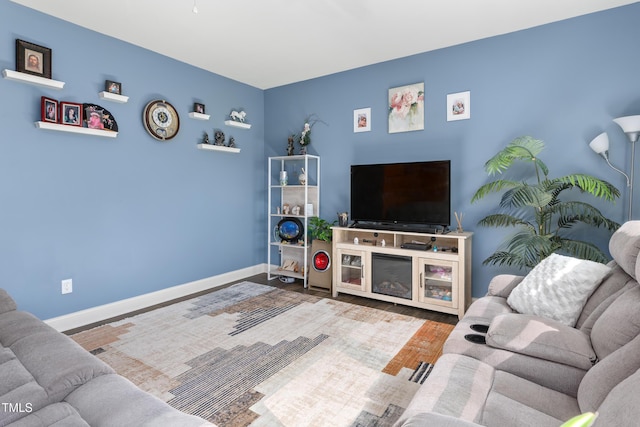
283, 204, 290, 215
287, 136, 295, 156
291, 205, 300, 215
228, 137, 236, 148
230, 110, 246, 122
214, 130, 225, 146
202, 132, 210, 144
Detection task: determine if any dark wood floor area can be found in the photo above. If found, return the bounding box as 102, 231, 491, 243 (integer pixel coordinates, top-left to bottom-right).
65, 273, 458, 335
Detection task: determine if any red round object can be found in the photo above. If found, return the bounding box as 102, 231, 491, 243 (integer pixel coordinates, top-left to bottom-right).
313, 250, 330, 271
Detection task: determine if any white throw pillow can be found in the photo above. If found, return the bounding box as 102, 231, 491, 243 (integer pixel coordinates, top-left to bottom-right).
507, 253, 611, 327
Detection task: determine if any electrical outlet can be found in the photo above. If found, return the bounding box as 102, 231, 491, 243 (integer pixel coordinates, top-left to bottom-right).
61, 279, 73, 294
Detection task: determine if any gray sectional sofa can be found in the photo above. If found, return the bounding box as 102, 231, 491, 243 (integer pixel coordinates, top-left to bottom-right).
396, 220, 640, 427
0, 289, 214, 427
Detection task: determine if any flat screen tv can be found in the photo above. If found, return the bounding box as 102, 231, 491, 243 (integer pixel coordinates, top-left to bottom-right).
350, 160, 451, 231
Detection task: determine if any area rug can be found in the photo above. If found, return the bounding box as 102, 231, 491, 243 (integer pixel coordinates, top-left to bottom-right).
71, 281, 455, 427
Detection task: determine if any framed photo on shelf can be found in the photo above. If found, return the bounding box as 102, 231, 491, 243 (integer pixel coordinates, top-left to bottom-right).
194, 102, 205, 114
353, 107, 371, 132
41, 96, 58, 123
60, 102, 83, 127
16, 39, 52, 79
447, 91, 471, 121
105, 80, 122, 95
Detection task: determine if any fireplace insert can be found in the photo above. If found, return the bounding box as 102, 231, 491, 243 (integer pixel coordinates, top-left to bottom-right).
371, 253, 412, 300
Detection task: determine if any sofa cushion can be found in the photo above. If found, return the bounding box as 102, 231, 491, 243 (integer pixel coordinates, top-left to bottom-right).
486, 314, 596, 370
591, 367, 640, 427
64, 374, 212, 427
507, 254, 611, 327
481, 370, 580, 427
7, 402, 90, 427
608, 220, 640, 280
0, 311, 114, 404
0, 289, 17, 315
589, 285, 640, 361
578, 333, 640, 413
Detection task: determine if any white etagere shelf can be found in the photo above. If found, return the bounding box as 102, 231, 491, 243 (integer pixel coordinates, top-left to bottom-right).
224, 120, 251, 129
3, 69, 65, 90
189, 112, 210, 120
98, 91, 129, 103
35, 121, 118, 138
197, 143, 240, 153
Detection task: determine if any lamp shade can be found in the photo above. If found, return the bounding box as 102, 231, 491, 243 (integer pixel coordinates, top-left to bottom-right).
589, 132, 609, 154
614, 115, 640, 143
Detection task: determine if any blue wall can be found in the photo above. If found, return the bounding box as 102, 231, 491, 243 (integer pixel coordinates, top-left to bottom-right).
264, 3, 640, 298
0, 1, 265, 319
3, 1, 640, 320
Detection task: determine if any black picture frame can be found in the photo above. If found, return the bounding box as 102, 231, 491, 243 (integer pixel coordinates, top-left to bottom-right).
105, 80, 122, 95
60, 102, 83, 127
194, 102, 205, 114
16, 39, 51, 79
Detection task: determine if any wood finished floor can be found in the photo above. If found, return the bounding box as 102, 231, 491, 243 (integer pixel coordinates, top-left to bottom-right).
64, 273, 458, 335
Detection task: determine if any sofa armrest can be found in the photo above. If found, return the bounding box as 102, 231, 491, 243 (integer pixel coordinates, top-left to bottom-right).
486, 313, 596, 370
0, 289, 17, 314
398, 412, 482, 427
487, 275, 524, 298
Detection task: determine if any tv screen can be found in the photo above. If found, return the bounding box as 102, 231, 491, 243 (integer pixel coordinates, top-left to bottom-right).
350, 160, 451, 230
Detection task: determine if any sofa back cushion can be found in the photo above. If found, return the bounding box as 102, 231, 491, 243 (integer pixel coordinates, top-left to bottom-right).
578, 333, 640, 413
591, 367, 640, 427
0, 289, 17, 315
589, 286, 640, 361
575, 263, 638, 331
608, 220, 640, 280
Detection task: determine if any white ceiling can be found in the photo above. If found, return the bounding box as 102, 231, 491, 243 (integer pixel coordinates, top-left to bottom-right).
10, 0, 638, 89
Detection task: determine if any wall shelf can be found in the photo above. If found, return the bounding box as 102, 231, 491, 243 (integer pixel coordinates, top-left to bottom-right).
3, 69, 65, 90
197, 143, 240, 153
98, 91, 129, 103
189, 112, 210, 120
224, 120, 251, 129
35, 121, 118, 138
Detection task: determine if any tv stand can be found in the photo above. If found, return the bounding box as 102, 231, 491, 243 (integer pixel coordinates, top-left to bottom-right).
332, 226, 472, 319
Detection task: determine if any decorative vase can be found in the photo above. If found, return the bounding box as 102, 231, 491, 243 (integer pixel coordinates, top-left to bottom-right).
279, 170, 288, 186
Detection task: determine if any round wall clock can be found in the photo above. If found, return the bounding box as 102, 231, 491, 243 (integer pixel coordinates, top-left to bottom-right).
143, 99, 180, 141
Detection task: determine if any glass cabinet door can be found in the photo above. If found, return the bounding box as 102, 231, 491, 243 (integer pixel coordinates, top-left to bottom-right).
336, 249, 367, 292
418, 259, 458, 308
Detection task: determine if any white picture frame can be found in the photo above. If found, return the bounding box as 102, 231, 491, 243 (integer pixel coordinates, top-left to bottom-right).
354, 107, 371, 132
447, 91, 471, 121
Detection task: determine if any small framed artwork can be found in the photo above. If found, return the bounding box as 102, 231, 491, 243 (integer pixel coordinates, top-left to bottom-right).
447, 91, 471, 121
105, 80, 122, 95
16, 39, 52, 79
194, 102, 205, 114
41, 96, 58, 123
60, 102, 83, 127
354, 107, 371, 133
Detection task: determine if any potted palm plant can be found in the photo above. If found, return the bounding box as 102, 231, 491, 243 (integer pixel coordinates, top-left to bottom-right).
308, 217, 336, 290
472, 136, 621, 270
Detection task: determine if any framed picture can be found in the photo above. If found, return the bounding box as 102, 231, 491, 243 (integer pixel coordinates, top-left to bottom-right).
41, 96, 58, 123
447, 91, 471, 121
194, 102, 205, 114
354, 108, 371, 132
16, 39, 52, 79
105, 80, 122, 95
388, 82, 424, 133
60, 102, 83, 127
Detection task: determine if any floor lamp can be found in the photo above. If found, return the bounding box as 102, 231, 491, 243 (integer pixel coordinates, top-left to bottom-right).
589, 115, 640, 221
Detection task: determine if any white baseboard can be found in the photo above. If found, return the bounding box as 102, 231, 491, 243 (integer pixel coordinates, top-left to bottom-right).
45, 264, 268, 332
